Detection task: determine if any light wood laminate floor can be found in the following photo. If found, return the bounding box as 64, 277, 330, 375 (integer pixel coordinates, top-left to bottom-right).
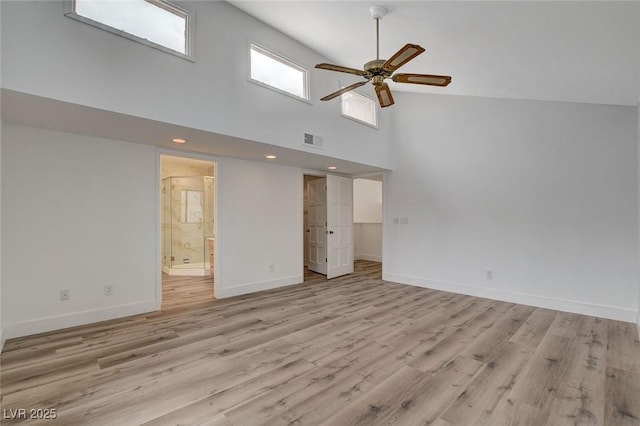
1, 261, 639, 425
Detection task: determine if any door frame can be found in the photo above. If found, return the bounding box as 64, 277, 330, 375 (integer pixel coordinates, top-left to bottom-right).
352, 172, 385, 269
302, 170, 327, 280
156, 149, 220, 309
302, 170, 357, 280
306, 177, 327, 275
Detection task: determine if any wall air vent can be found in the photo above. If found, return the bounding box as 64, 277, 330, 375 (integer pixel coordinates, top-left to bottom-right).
304, 133, 323, 149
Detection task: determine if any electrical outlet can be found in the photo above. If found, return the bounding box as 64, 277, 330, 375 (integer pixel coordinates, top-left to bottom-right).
393, 217, 399, 224
60, 289, 70, 301
486, 270, 493, 280
104, 285, 114, 296
400, 217, 409, 225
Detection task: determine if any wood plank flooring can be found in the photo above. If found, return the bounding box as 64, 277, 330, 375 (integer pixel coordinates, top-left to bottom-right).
1, 261, 639, 425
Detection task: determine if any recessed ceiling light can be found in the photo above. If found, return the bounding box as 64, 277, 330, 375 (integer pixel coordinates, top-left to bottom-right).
265, 155, 277, 159
328, 166, 337, 170
172, 138, 186, 144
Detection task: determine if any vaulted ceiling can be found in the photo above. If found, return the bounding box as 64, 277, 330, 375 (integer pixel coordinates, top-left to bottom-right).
230, 1, 640, 106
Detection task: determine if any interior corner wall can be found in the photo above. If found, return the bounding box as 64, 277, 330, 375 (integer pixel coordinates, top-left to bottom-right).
384, 93, 639, 322
2, 124, 158, 338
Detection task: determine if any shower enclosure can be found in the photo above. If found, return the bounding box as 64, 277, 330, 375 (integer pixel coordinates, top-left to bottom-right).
162, 176, 214, 276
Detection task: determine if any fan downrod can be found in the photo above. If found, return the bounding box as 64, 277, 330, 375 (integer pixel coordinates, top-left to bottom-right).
370, 6, 387, 61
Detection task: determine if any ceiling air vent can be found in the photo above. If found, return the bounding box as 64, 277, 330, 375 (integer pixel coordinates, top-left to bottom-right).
304, 133, 323, 149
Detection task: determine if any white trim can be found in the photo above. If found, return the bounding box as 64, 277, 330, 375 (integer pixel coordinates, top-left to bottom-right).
3, 300, 157, 340
341, 90, 379, 129
63, 0, 195, 62
355, 254, 382, 262
636, 311, 640, 342
217, 275, 302, 299
341, 113, 380, 130
248, 41, 311, 104
383, 273, 637, 323
0, 329, 5, 353
156, 151, 162, 310
162, 265, 209, 276
157, 150, 219, 305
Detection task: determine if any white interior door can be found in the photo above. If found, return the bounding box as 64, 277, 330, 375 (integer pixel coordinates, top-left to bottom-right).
326, 174, 354, 279
307, 179, 327, 275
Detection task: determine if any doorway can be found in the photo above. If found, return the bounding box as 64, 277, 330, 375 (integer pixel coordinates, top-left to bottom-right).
160, 154, 216, 309
303, 173, 355, 280
353, 175, 383, 264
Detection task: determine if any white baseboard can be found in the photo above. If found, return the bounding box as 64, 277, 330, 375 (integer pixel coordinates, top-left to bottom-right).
383, 273, 636, 323
3, 300, 157, 341
355, 254, 382, 262
162, 266, 209, 276
636, 311, 640, 341
217, 275, 302, 299
0, 328, 5, 353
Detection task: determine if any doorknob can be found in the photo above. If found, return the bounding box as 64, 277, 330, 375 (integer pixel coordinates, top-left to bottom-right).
326, 230, 334, 235
306, 229, 310, 232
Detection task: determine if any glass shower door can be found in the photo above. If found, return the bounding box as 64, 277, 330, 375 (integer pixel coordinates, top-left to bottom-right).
170, 177, 205, 270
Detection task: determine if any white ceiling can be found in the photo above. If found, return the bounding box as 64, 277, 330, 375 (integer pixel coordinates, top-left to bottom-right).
229, 1, 640, 106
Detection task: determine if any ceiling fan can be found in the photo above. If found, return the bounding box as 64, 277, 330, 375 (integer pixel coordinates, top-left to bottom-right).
315, 6, 452, 108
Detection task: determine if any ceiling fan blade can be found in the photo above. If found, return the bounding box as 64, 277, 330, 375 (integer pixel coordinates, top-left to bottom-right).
382, 44, 425, 72
315, 63, 365, 76
375, 83, 395, 108
320, 80, 368, 101
392, 73, 452, 86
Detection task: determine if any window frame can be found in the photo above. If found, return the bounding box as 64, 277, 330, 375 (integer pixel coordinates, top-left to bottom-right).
248, 42, 311, 103
64, 0, 195, 62
341, 89, 379, 129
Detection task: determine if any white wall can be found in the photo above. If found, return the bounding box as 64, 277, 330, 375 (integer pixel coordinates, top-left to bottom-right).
0, 0, 375, 339
1, 124, 306, 338
0, 1, 392, 170
385, 93, 638, 322
215, 157, 302, 297
353, 179, 382, 262
354, 223, 382, 262
353, 179, 382, 223
2, 124, 158, 338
